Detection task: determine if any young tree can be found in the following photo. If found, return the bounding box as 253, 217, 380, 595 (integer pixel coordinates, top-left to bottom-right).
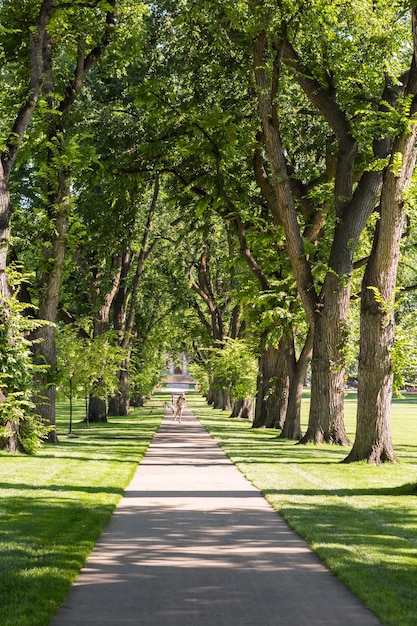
0, 278, 51, 453
56, 324, 89, 433
210, 338, 257, 419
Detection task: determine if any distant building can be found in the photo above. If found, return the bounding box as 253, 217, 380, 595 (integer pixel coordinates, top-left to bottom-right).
165, 352, 189, 376
162, 353, 195, 390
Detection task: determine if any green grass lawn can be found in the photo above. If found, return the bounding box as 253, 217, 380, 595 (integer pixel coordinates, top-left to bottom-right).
0, 397, 164, 626
187, 391, 417, 626
1, 391, 417, 626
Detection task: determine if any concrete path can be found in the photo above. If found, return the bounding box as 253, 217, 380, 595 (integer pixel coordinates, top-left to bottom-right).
51, 408, 381, 625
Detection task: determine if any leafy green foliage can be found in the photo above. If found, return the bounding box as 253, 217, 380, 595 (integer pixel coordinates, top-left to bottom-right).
392, 312, 417, 391
209, 338, 257, 401
3, 0, 417, 455
0, 274, 51, 453
56, 325, 127, 403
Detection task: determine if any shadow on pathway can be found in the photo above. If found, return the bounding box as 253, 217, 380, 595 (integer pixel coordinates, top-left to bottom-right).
51, 408, 381, 626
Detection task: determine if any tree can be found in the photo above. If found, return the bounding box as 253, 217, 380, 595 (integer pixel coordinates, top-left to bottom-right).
208, 338, 257, 418
0, 0, 56, 301
130, 3, 307, 431
0, 274, 51, 453
189, 234, 245, 409
27, 1, 117, 440
56, 324, 89, 433
345, 10, 417, 462
4, 0, 417, 463
0, 1, 57, 449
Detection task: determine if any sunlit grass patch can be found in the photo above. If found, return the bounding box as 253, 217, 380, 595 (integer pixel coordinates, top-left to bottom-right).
188, 392, 417, 626
0, 397, 163, 626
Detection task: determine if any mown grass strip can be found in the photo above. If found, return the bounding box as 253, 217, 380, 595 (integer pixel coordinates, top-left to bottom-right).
0, 396, 164, 626
188, 392, 417, 626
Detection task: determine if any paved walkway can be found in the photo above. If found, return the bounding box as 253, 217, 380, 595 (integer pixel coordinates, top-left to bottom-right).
51, 408, 380, 625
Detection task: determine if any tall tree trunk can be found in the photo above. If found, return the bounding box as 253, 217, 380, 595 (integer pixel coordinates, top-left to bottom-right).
0, 4, 55, 448
88, 316, 110, 424
344, 9, 417, 463
0, 0, 54, 296
32, 197, 69, 443
281, 329, 313, 440
253, 29, 388, 447
108, 249, 131, 416
230, 398, 252, 419
300, 274, 350, 445
252, 333, 288, 429
31, 4, 117, 438
88, 395, 107, 423
86, 253, 123, 422
345, 158, 417, 462
108, 357, 130, 416
345, 275, 397, 463
109, 177, 160, 415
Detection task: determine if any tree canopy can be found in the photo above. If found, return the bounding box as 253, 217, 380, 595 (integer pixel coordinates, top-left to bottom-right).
1, 0, 417, 463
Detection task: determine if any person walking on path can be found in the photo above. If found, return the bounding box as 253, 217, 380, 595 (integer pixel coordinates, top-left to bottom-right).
173, 392, 186, 422
50, 404, 380, 626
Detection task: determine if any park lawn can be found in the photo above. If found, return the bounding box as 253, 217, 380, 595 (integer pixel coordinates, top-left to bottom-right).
1, 390, 416, 626
188, 391, 417, 626
0, 397, 163, 626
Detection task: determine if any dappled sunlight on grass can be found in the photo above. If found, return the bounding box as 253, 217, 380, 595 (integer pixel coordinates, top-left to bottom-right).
187, 391, 417, 626
0, 399, 163, 626
2, 389, 416, 626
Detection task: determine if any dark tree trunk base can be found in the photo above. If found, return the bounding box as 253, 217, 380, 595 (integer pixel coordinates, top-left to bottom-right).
108, 395, 130, 416
280, 422, 302, 441
130, 394, 145, 407
47, 429, 59, 444
209, 387, 232, 411
88, 396, 108, 423
342, 440, 398, 464
298, 427, 351, 446
229, 398, 252, 419
4, 420, 20, 453
253, 336, 288, 429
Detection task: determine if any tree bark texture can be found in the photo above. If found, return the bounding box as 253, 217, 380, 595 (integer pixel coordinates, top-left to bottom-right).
347, 161, 416, 462
130, 393, 145, 407
191, 246, 225, 343
88, 395, 108, 423
0, 1, 55, 302
280, 329, 313, 440
31, 178, 69, 441
252, 334, 288, 429
345, 8, 417, 463
87, 315, 111, 424
208, 385, 232, 411
300, 273, 350, 445
253, 30, 386, 446
108, 177, 161, 415
31, 4, 117, 435
108, 357, 130, 416
230, 398, 252, 419
346, 276, 397, 463
3, 420, 19, 453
